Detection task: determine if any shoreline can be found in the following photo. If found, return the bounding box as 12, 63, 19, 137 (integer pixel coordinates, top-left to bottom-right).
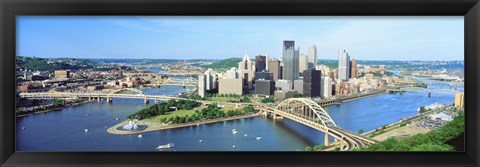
16, 100, 94, 118
363, 105, 452, 141
107, 113, 261, 135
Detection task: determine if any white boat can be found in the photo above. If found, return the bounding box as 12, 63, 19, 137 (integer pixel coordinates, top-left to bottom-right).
232, 145, 236, 148
115, 118, 120, 121
157, 143, 175, 149
84, 129, 89, 132
138, 134, 143, 138
244, 134, 248, 137
256, 137, 262, 140
232, 129, 238, 134
198, 140, 203, 143
21, 127, 25, 130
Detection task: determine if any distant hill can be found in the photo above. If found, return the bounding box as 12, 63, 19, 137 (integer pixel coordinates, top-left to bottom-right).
16, 56, 96, 72
199, 58, 242, 71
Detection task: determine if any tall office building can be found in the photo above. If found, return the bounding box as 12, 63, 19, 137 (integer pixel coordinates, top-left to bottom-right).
337, 49, 350, 81
350, 59, 358, 78
308, 45, 317, 69
299, 54, 308, 76
268, 60, 281, 81
303, 69, 322, 98
255, 55, 267, 72
321, 76, 332, 98
198, 75, 206, 97
282, 40, 298, 88
238, 53, 256, 90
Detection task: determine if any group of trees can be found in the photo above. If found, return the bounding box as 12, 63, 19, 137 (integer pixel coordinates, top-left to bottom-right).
227, 96, 251, 103
260, 97, 275, 103
127, 99, 202, 120
157, 103, 257, 125
305, 144, 327, 151
358, 112, 464, 151
293, 93, 304, 98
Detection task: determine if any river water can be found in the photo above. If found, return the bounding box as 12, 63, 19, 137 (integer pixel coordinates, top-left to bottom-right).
16, 77, 462, 151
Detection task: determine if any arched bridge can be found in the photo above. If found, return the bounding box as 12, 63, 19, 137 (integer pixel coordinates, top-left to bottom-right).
256, 98, 377, 151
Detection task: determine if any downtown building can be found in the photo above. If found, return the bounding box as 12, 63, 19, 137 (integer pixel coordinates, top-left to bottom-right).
268, 59, 281, 81
321, 76, 333, 98
350, 58, 358, 78
255, 80, 275, 96
308, 45, 317, 69
198, 69, 218, 97
338, 49, 351, 81
218, 67, 243, 95
238, 53, 256, 90
303, 68, 322, 98
282, 40, 299, 89
255, 55, 267, 72
299, 54, 309, 77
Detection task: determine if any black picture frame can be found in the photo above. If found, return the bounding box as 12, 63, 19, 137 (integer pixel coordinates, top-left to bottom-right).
1, 0, 479, 167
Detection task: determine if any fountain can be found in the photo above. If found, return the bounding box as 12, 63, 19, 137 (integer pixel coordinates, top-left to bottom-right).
122, 120, 138, 130
115, 120, 147, 132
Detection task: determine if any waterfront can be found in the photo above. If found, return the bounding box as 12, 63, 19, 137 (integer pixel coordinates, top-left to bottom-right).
16, 81, 459, 151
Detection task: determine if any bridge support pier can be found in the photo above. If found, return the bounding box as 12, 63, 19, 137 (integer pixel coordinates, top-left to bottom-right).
154, 98, 158, 104
272, 114, 283, 120
428, 92, 431, 98
144, 97, 149, 104
97, 96, 100, 102
324, 132, 330, 146
107, 97, 112, 103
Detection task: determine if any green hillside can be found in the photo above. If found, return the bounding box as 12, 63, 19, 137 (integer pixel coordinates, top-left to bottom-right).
200, 58, 242, 71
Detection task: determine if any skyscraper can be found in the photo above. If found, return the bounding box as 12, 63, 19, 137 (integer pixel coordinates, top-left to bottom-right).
308, 45, 317, 69
350, 58, 358, 78
282, 40, 298, 88
198, 75, 206, 97
238, 53, 256, 90
303, 68, 322, 98
299, 54, 308, 76
255, 55, 267, 72
338, 49, 350, 81
268, 60, 281, 81
321, 76, 332, 98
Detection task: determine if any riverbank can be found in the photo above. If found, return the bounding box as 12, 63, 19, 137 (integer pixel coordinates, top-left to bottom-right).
16, 99, 94, 118
107, 113, 261, 135
364, 105, 453, 141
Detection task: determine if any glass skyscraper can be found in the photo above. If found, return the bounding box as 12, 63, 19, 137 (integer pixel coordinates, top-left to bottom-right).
282, 40, 298, 89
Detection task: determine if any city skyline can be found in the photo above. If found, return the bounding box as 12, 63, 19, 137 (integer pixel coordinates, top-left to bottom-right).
17, 16, 463, 61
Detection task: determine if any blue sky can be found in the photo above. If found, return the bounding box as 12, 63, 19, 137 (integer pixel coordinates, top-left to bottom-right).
17, 16, 464, 61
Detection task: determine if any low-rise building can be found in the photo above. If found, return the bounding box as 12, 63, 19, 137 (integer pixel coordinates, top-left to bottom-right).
255, 80, 275, 96
218, 78, 243, 95
274, 90, 298, 100
275, 79, 292, 91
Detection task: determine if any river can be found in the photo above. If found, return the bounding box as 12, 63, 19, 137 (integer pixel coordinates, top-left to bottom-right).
16, 75, 462, 151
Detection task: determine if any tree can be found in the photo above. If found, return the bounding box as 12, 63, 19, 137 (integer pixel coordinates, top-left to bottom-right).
243, 106, 255, 113
357, 129, 364, 134
305, 146, 313, 151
